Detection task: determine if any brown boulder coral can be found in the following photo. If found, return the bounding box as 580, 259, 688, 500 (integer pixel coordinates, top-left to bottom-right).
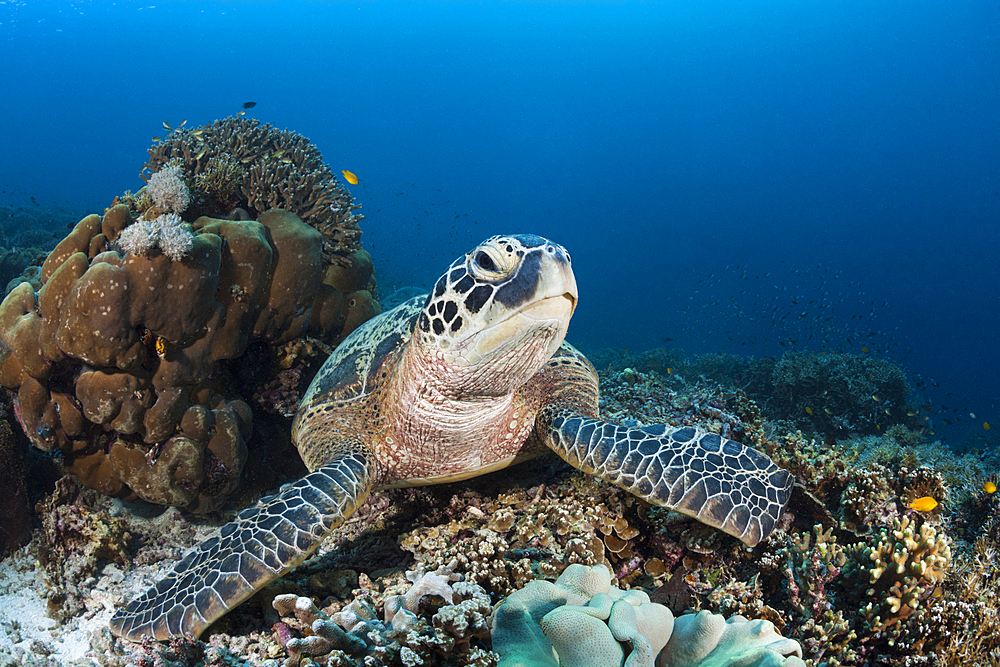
0, 202, 379, 512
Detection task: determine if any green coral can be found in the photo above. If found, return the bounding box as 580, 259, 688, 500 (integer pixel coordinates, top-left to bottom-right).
492, 564, 805, 667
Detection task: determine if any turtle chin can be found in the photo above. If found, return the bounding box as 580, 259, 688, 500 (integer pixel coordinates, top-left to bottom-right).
467, 294, 574, 373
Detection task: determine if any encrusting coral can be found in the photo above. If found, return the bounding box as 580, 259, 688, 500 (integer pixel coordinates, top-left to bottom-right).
34, 476, 131, 619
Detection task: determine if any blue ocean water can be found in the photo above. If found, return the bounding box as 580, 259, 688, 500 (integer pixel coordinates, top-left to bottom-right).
0, 0, 997, 450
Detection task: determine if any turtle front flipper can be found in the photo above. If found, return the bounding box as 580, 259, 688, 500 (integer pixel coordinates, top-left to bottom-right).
536, 406, 793, 547
109, 445, 372, 641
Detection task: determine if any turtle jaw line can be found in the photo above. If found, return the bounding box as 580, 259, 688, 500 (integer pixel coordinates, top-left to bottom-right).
475, 293, 576, 341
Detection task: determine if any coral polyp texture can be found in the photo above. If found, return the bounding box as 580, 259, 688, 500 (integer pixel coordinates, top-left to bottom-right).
0, 203, 379, 512
136, 115, 363, 267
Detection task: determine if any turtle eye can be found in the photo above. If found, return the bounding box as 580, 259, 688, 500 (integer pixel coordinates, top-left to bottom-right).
474, 251, 497, 272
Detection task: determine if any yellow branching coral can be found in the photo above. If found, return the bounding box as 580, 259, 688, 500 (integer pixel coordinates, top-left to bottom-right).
843, 515, 951, 631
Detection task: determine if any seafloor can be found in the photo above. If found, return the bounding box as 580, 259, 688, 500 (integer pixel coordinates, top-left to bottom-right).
0, 347, 998, 667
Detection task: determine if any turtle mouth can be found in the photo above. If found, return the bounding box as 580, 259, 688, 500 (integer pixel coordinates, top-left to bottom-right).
516, 293, 577, 321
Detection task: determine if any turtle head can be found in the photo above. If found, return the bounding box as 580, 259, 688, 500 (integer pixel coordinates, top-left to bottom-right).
414, 234, 577, 395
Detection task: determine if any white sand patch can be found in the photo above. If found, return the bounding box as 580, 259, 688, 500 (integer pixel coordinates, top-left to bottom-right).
0, 544, 131, 666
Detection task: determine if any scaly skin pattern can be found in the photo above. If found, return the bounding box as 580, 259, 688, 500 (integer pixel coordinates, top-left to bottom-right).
109, 234, 793, 641
108, 447, 372, 640
537, 406, 793, 547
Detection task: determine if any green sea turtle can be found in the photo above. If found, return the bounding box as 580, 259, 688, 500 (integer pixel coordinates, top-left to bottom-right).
109, 234, 793, 641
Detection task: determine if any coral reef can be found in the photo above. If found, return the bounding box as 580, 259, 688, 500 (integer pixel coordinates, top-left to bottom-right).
492, 563, 805, 667
34, 476, 130, 619
0, 419, 31, 555
842, 514, 951, 633
0, 205, 378, 512
136, 115, 364, 267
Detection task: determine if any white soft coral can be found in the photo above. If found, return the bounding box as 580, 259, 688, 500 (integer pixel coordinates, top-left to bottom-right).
117, 213, 194, 261
145, 163, 190, 214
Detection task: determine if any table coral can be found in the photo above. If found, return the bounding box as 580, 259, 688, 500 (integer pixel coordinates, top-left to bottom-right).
0, 203, 379, 512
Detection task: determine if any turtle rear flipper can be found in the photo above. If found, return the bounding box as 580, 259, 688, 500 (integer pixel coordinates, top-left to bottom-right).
109, 447, 372, 641
537, 406, 793, 547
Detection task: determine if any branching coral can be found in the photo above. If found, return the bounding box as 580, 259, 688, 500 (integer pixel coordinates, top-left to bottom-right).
842, 514, 951, 632
140, 116, 363, 267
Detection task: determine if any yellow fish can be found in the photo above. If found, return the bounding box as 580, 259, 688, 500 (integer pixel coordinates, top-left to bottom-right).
805, 406, 813, 415
872, 395, 881, 402
909, 496, 938, 512
342, 169, 359, 185
985, 422, 992, 431
984, 481, 997, 494
861, 347, 869, 353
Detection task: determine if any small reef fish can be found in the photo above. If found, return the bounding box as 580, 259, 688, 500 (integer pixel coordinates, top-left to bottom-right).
909, 496, 938, 512
242, 101, 257, 109
984, 481, 997, 494
342, 169, 359, 185
985, 422, 992, 430
805, 406, 813, 415
162, 121, 171, 130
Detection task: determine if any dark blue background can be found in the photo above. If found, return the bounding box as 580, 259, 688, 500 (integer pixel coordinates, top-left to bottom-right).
1, 1, 997, 448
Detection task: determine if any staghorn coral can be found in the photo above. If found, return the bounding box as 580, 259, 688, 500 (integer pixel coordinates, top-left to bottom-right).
0, 205, 378, 512
140, 115, 363, 266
